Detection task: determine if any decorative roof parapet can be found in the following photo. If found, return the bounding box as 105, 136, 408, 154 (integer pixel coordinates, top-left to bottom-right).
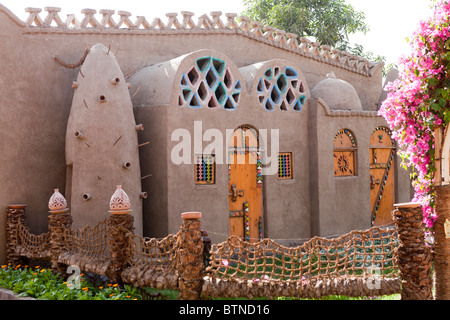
22, 7, 377, 76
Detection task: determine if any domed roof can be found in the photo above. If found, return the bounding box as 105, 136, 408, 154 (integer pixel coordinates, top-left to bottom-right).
311, 72, 362, 111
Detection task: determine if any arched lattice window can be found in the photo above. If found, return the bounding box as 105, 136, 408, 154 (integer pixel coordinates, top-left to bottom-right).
333, 129, 357, 177
178, 56, 241, 110
257, 66, 306, 112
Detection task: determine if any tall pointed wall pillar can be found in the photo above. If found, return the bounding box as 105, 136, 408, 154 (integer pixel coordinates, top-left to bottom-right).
65, 43, 143, 234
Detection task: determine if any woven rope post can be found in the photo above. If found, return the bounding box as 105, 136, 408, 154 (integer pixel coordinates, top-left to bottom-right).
48, 189, 72, 272
434, 184, 450, 300
107, 185, 134, 284
5, 204, 27, 266
392, 202, 433, 300
177, 212, 204, 300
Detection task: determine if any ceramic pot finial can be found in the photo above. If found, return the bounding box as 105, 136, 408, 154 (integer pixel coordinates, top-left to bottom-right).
48, 188, 68, 213
109, 185, 131, 214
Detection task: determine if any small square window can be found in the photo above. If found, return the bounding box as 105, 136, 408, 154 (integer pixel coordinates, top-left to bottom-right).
278, 152, 293, 180
195, 154, 215, 184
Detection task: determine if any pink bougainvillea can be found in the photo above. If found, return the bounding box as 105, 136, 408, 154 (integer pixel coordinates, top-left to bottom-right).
379, 0, 450, 231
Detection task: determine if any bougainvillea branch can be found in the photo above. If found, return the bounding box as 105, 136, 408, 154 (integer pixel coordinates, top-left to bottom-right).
379, 0, 450, 231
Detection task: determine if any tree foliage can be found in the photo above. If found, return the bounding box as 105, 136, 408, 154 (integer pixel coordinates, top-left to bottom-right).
241, 0, 369, 50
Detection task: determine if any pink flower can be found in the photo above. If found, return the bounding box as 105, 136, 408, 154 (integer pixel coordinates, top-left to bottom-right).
379, 0, 450, 230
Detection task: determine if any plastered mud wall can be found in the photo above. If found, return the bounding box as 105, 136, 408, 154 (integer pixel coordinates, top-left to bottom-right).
0, 5, 408, 263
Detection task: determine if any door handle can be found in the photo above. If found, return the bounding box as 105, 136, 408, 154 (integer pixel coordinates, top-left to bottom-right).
370, 175, 380, 189
229, 184, 244, 202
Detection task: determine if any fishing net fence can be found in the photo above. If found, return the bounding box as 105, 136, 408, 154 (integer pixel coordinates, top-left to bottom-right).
121, 231, 181, 290
6, 206, 403, 299
58, 218, 111, 275
202, 226, 401, 299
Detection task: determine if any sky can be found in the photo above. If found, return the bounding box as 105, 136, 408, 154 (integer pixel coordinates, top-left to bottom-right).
0, 0, 435, 65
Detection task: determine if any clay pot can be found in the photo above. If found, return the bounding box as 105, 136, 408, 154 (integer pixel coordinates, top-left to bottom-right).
109, 185, 131, 214
48, 189, 68, 213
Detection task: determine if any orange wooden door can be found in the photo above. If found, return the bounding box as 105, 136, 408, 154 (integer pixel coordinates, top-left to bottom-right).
228, 126, 263, 242
370, 127, 396, 226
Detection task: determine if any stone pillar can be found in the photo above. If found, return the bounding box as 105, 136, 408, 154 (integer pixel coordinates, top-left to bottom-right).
178, 212, 204, 300
5, 204, 27, 266
107, 185, 134, 284
48, 213, 72, 271
434, 184, 450, 300
48, 189, 72, 272
392, 203, 433, 300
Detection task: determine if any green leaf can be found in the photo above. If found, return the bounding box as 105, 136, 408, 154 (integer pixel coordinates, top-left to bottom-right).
431, 103, 441, 111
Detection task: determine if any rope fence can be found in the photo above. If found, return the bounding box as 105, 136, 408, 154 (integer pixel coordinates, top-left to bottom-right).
202, 226, 400, 299
58, 219, 111, 275
16, 221, 51, 259
5, 204, 434, 300
121, 231, 180, 290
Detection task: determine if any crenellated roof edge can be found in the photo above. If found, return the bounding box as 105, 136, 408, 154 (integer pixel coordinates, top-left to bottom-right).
1, 6, 382, 77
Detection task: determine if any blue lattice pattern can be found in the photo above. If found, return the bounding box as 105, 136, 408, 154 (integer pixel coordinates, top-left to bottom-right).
195, 154, 215, 184
179, 56, 241, 110
257, 66, 306, 112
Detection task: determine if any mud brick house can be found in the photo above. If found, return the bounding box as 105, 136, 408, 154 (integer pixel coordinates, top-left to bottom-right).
0, 5, 412, 262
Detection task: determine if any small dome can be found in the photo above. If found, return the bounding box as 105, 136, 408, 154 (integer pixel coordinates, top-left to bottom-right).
311, 72, 362, 111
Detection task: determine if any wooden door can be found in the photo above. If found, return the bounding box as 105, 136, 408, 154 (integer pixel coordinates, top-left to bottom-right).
228, 126, 263, 242
370, 127, 396, 226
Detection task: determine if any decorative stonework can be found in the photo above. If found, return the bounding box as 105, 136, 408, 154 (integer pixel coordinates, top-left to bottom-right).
20, 8, 376, 76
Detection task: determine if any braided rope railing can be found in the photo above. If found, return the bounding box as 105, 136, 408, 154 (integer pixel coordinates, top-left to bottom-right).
19, 7, 375, 76
58, 219, 111, 275
16, 221, 51, 259
202, 226, 401, 299
121, 231, 181, 290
